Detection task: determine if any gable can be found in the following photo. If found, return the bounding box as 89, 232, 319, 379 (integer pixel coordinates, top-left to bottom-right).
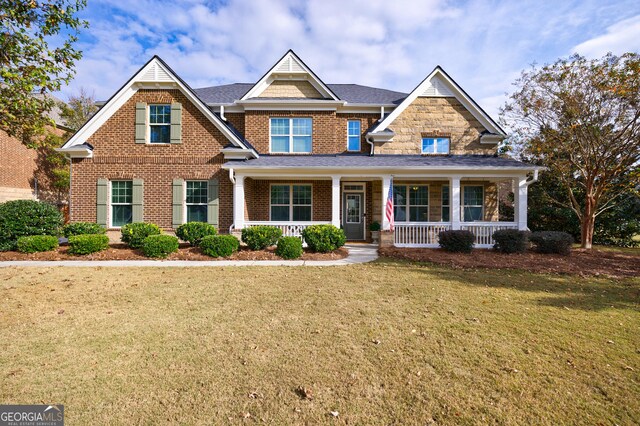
257, 80, 324, 99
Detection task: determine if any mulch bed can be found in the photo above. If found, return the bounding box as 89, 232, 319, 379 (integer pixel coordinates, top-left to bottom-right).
0, 243, 349, 262
379, 247, 640, 278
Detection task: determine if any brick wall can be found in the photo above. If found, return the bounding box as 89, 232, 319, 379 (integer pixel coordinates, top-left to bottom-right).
244, 179, 332, 221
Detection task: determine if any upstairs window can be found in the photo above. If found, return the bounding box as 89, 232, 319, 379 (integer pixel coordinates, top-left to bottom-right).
347, 120, 361, 151
186, 181, 208, 223
271, 118, 312, 153
149, 105, 171, 143
422, 137, 449, 154
270, 184, 312, 221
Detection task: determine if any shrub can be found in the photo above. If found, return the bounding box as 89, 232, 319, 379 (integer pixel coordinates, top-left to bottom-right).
276, 236, 303, 259
62, 222, 106, 238
120, 222, 161, 249
529, 231, 573, 255
0, 200, 62, 251
438, 230, 475, 253
241, 226, 282, 250
176, 222, 217, 246
141, 234, 179, 258
302, 224, 346, 253
68, 234, 109, 255
200, 235, 240, 258
16, 235, 59, 253
493, 229, 529, 254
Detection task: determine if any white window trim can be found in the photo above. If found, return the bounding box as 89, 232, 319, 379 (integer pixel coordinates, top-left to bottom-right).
109, 180, 133, 229
461, 184, 484, 222
347, 120, 361, 152
421, 137, 450, 155
148, 104, 171, 145
269, 117, 313, 153
393, 184, 430, 223
441, 184, 450, 222
269, 183, 313, 221
183, 180, 208, 224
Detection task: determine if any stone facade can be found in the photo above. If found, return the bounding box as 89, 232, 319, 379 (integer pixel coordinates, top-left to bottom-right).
258, 80, 323, 99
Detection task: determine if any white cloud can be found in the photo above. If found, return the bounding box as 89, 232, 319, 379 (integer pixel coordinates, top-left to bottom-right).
572, 14, 640, 58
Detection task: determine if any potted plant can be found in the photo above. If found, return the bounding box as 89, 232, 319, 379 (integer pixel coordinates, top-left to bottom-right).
369, 221, 381, 243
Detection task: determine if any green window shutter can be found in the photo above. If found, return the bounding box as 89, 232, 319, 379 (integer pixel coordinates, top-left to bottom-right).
207, 178, 219, 228
135, 102, 146, 143
172, 179, 184, 228
170, 103, 182, 144
132, 179, 144, 222
96, 179, 108, 227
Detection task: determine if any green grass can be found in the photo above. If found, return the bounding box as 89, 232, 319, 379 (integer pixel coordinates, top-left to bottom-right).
0, 260, 638, 424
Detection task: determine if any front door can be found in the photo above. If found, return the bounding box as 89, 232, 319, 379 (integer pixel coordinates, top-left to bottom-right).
343, 192, 364, 240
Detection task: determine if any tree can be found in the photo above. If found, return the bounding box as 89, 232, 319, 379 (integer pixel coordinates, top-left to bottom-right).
501, 53, 640, 249
59, 87, 97, 132
0, 0, 87, 147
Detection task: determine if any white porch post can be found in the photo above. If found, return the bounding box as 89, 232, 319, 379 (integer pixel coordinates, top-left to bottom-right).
514, 176, 528, 230
450, 176, 461, 230
233, 174, 245, 230
331, 175, 340, 227
381, 175, 392, 231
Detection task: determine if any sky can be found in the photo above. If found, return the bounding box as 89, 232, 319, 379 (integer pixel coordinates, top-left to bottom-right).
61, 0, 640, 117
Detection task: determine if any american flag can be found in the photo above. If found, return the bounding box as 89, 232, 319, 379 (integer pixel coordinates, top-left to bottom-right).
385, 178, 394, 231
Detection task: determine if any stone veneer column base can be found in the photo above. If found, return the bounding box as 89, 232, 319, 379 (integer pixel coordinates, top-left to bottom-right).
379, 230, 395, 248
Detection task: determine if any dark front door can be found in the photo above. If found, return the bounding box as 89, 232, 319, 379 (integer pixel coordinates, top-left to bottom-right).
343, 192, 364, 240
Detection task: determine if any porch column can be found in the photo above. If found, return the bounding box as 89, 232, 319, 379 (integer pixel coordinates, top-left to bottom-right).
381, 175, 392, 230
331, 176, 341, 227
514, 176, 528, 230
233, 174, 245, 230
450, 176, 461, 230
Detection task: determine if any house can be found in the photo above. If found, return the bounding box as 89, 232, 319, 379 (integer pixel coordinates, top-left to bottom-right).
58, 50, 540, 247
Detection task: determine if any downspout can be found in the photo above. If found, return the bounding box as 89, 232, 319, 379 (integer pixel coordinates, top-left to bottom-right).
220, 105, 226, 121
524, 169, 539, 186
366, 137, 375, 156
228, 168, 235, 233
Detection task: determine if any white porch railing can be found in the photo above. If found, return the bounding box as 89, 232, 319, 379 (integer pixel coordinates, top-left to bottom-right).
244, 221, 331, 238
394, 222, 519, 248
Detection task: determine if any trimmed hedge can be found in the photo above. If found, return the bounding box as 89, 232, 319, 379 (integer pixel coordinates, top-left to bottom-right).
16, 235, 59, 253
142, 234, 179, 258
0, 200, 62, 251
200, 235, 240, 258
493, 229, 529, 254
62, 222, 106, 238
529, 231, 573, 255
68, 234, 110, 255
241, 226, 282, 250
302, 224, 346, 253
121, 222, 161, 249
276, 236, 303, 259
176, 222, 217, 246
438, 230, 475, 253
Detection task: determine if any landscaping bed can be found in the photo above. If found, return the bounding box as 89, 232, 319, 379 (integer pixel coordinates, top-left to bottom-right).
379, 246, 640, 278
0, 243, 348, 261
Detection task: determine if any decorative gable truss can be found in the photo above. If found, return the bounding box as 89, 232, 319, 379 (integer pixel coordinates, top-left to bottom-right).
58, 56, 258, 159
367, 66, 506, 145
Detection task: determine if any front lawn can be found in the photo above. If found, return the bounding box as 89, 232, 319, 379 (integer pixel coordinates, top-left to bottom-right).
1, 261, 638, 424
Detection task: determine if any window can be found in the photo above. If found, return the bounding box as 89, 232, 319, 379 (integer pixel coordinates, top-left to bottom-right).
270, 184, 312, 221
111, 181, 132, 227
463, 186, 483, 221
270, 118, 312, 153
422, 137, 449, 154
393, 185, 429, 222
186, 181, 208, 223
441, 185, 450, 222
149, 105, 171, 143
347, 120, 361, 151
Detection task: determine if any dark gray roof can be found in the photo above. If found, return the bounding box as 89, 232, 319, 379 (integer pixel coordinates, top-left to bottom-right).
226, 154, 539, 170
193, 83, 407, 105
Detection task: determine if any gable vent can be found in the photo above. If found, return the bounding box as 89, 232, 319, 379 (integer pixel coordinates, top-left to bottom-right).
420, 76, 454, 97
275, 56, 305, 73
138, 62, 174, 82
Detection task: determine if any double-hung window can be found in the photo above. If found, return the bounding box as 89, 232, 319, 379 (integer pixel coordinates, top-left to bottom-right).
422, 137, 449, 154
111, 181, 133, 227
347, 120, 361, 151
270, 184, 312, 221
441, 185, 450, 222
149, 105, 171, 143
270, 118, 312, 153
463, 186, 483, 221
186, 181, 208, 222
393, 185, 429, 222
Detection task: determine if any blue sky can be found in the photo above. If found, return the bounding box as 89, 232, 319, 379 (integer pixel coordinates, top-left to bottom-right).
63, 0, 640, 116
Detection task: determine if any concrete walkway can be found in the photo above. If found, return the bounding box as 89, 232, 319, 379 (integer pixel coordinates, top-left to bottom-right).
0, 244, 378, 268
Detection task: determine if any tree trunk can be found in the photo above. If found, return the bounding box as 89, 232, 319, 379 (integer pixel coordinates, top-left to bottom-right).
580, 213, 595, 249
